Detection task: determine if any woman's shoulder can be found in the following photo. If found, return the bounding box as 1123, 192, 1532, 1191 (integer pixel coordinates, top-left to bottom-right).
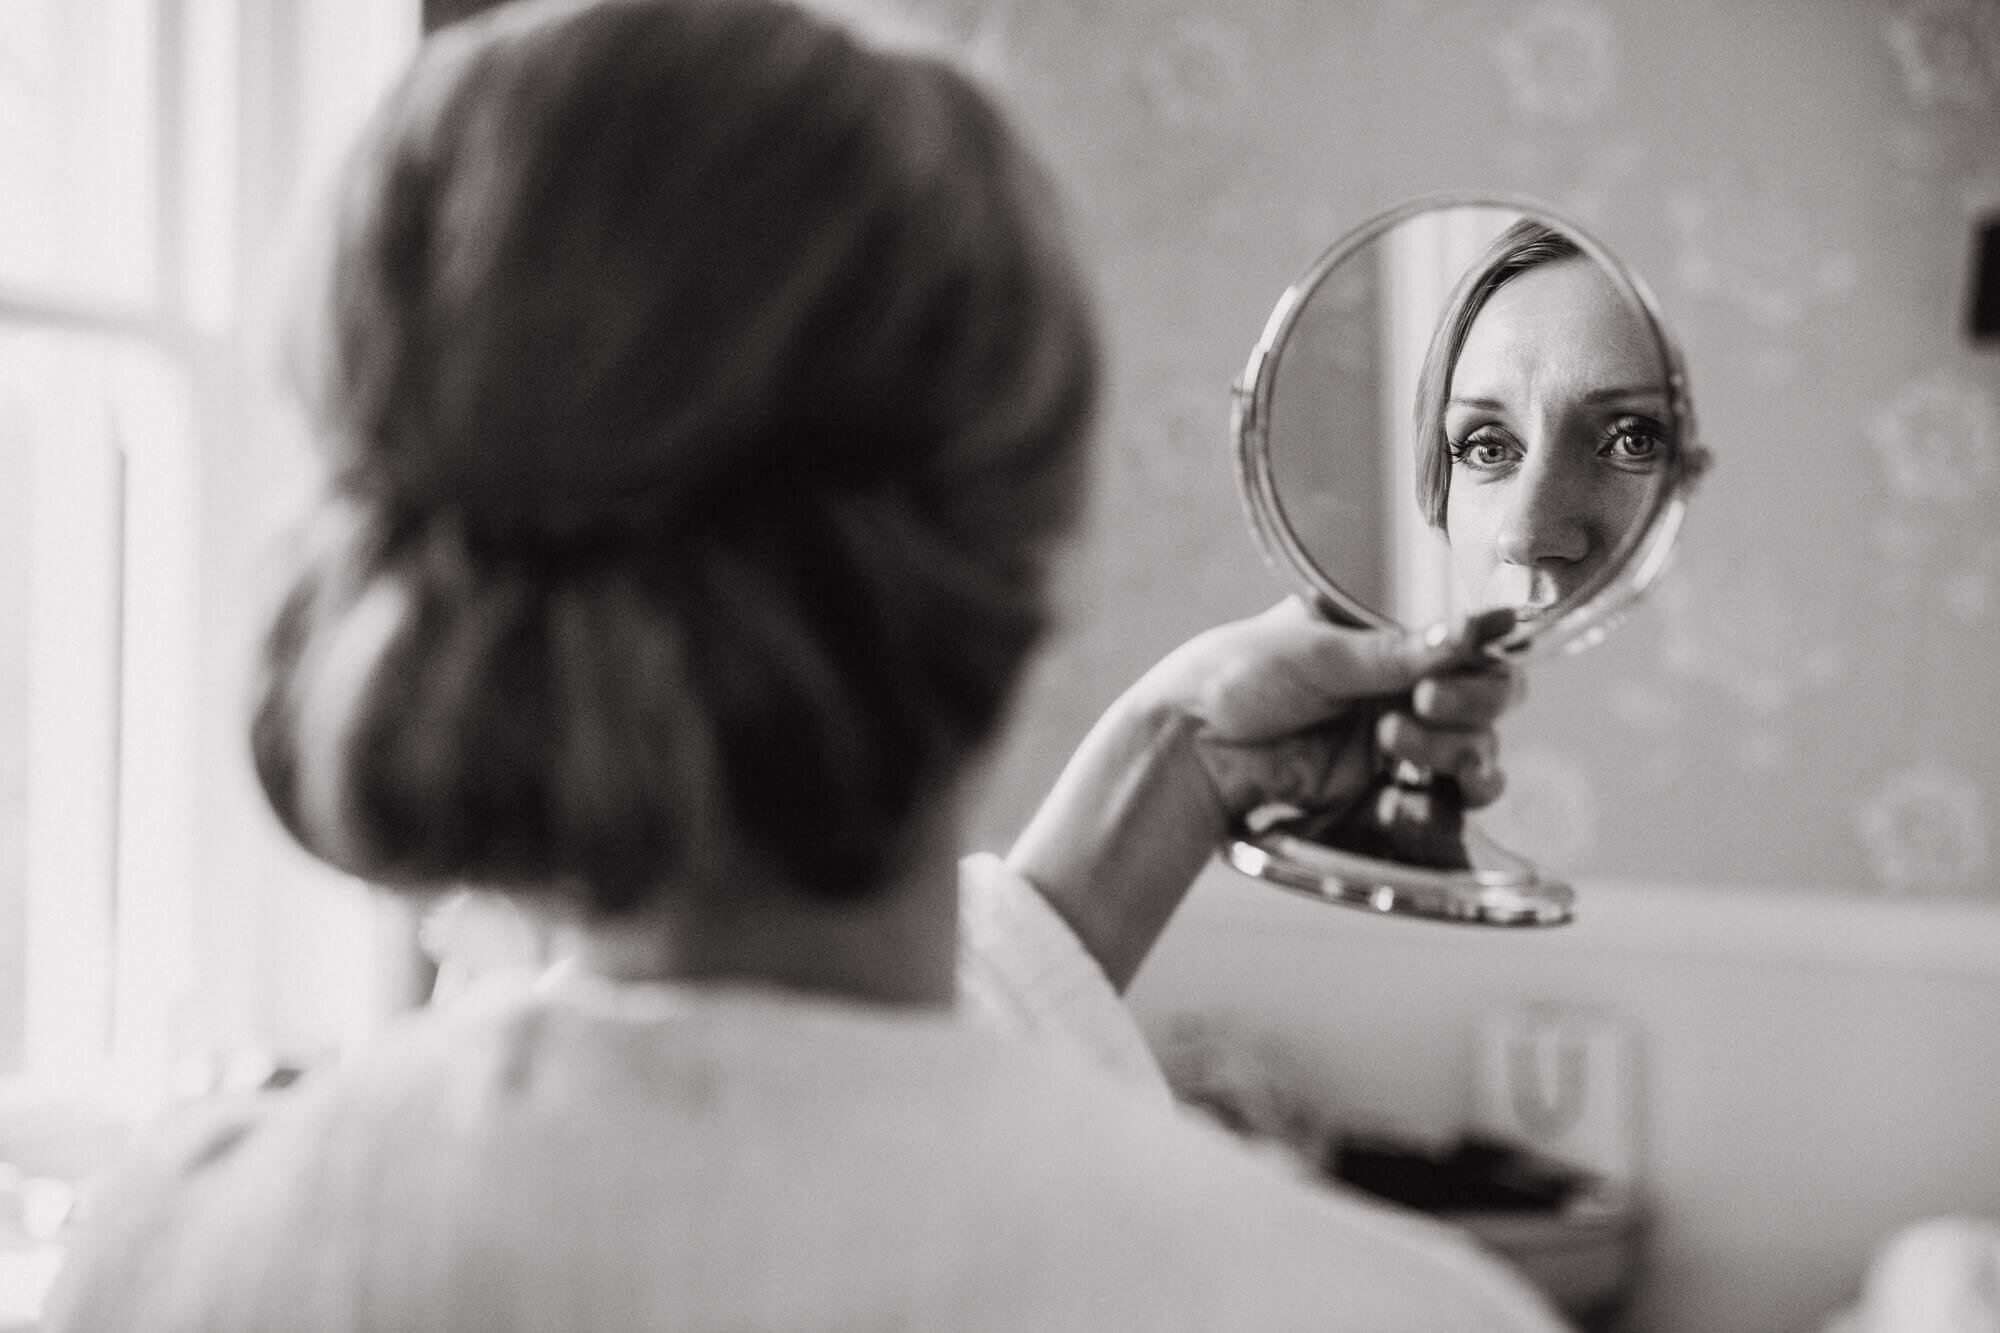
962, 1067, 1564, 1331
40, 992, 1562, 1333
38, 1000, 557, 1330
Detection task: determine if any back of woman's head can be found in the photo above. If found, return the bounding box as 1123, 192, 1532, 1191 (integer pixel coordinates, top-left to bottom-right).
1411, 218, 1580, 530
255, 0, 1100, 914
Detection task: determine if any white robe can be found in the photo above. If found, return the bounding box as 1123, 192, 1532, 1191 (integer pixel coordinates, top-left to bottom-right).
41, 858, 1565, 1332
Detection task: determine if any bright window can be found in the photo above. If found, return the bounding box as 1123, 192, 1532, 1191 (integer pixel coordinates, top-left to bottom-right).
0, 0, 419, 1089
2, 0, 418, 1317
0, 0, 205, 1088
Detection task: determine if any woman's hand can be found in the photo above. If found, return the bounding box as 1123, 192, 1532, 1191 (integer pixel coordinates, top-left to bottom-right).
1006, 598, 1520, 989
1145, 598, 1517, 820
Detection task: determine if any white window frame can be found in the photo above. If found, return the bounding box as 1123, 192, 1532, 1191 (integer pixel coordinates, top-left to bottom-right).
3, 0, 420, 1109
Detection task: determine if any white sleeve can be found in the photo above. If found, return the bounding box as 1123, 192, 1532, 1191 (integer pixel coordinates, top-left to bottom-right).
955, 852, 1172, 1105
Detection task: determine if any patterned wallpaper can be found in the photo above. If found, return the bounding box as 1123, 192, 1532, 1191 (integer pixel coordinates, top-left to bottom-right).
912, 0, 2000, 901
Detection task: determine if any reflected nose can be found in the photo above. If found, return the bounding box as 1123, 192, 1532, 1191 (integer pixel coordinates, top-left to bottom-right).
1493, 453, 1593, 569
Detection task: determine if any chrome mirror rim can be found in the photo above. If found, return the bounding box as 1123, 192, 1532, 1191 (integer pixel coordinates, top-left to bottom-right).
1224, 826, 1577, 927
1233, 190, 1707, 658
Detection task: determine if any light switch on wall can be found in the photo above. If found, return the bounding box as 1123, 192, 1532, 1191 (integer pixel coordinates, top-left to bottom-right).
1471, 1006, 1640, 1187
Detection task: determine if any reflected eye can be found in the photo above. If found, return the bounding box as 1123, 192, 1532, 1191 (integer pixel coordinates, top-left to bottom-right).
1446, 429, 1521, 474
1599, 415, 1665, 470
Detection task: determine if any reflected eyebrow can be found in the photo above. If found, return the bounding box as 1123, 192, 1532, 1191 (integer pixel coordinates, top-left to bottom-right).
1579, 385, 1668, 406
1446, 386, 1667, 411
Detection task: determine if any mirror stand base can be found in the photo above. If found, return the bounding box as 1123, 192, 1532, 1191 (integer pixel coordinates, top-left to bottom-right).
1222, 828, 1575, 927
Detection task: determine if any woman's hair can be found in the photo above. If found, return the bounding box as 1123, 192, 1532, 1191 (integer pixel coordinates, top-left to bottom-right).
1410, 218, 1581, 530
254, 0, 1100, 915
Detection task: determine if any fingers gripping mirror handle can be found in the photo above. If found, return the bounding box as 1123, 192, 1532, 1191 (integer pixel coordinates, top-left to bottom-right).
1358, 761, 1474, 870
1259, 712, 1475, 872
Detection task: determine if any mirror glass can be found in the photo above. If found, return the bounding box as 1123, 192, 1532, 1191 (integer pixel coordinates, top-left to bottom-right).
1240, 198, 1701, 662
1230, 197, 1707, 924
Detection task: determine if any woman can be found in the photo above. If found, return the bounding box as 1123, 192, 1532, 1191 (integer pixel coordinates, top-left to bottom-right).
43, 1, 1557, 1327
1413, 220, 1672, 622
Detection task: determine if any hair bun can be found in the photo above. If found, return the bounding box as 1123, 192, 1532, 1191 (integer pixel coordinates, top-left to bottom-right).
360, 419, 702, 549
261, 0, 1100, 912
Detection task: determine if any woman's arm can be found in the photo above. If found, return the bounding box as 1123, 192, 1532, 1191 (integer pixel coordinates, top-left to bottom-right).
1006, 599, 1518, 990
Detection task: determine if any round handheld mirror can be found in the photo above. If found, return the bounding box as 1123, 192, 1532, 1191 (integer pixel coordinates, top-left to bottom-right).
1227, 195, 1709, 926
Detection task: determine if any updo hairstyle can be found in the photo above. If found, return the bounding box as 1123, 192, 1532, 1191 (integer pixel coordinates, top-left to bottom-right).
252, 0, 1100, 915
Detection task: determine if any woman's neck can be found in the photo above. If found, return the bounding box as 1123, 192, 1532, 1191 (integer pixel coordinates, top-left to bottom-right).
566, 819, 962, 1009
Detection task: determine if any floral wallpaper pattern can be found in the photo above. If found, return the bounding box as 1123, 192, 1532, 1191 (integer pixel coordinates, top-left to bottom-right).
1884, 0, 2000, 114
887, 0, 2000, 903
1858, 763, 1992, 896
1492, 1, 1619, 126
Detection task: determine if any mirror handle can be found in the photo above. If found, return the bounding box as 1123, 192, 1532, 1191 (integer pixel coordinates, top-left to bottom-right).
1258, 726, 1475, 872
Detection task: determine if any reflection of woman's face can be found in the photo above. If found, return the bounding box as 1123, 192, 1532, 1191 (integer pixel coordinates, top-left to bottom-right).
1443, 255, 1667, 619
